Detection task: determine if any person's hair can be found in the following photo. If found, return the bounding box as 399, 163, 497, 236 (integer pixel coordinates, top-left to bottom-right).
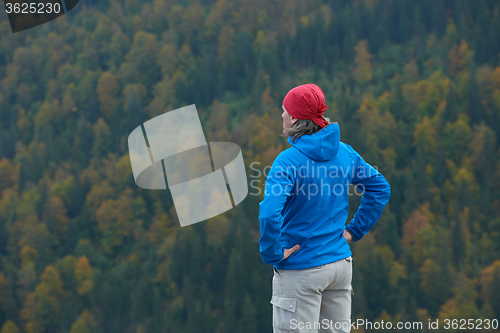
282, 116, 337, 143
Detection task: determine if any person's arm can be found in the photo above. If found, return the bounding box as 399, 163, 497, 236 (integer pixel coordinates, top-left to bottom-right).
258, 153, 297, 265
345, 148, 391, 242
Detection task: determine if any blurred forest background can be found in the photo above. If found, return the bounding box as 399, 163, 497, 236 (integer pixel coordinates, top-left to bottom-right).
0, 0, 500, 332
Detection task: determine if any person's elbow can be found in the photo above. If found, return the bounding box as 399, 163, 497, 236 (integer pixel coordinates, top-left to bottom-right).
382, 177, 391, 205
261, 253, 283, 266
259, 244, 283, 266
369, 174, 391, 206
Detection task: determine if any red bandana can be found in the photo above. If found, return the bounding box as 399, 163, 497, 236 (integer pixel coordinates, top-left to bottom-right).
282, 84, 329, 128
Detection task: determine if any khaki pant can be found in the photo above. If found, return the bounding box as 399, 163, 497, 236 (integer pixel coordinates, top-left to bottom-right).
271, 256, 354, 333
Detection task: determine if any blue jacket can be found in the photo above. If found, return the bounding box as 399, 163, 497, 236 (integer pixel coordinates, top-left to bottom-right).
258, 123, 391, 270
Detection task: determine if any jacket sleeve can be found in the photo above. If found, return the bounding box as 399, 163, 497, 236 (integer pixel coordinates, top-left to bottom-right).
345, 148, 391, 242
258, 153, 297, 265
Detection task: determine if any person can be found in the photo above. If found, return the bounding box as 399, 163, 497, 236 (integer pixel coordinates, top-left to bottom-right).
258, 84, 391, 333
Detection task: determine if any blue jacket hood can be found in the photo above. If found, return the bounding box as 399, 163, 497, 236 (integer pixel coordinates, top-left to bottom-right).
286, 123, 340, 161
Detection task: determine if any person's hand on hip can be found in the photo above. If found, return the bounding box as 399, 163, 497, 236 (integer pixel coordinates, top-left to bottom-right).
283, 245, 300, 260
343, 230, 352, 243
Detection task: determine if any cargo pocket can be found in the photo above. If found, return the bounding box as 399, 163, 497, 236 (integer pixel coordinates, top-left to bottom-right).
270, 295, 297, 331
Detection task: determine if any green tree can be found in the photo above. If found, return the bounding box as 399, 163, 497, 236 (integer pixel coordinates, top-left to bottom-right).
95, 188, 135, 255
354, 40, 373, 84
21, 266, 67, 333
0, 321, 20, 333
96, 72, 119, 121
91, 118, 112, 160
69, 310, 97, 333
441, 114, 473, 164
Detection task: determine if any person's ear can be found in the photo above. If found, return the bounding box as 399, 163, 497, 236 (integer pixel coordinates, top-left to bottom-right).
291, 117, 298, 124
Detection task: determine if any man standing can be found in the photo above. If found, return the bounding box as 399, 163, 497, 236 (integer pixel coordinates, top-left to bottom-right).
259, 84, 391, 333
